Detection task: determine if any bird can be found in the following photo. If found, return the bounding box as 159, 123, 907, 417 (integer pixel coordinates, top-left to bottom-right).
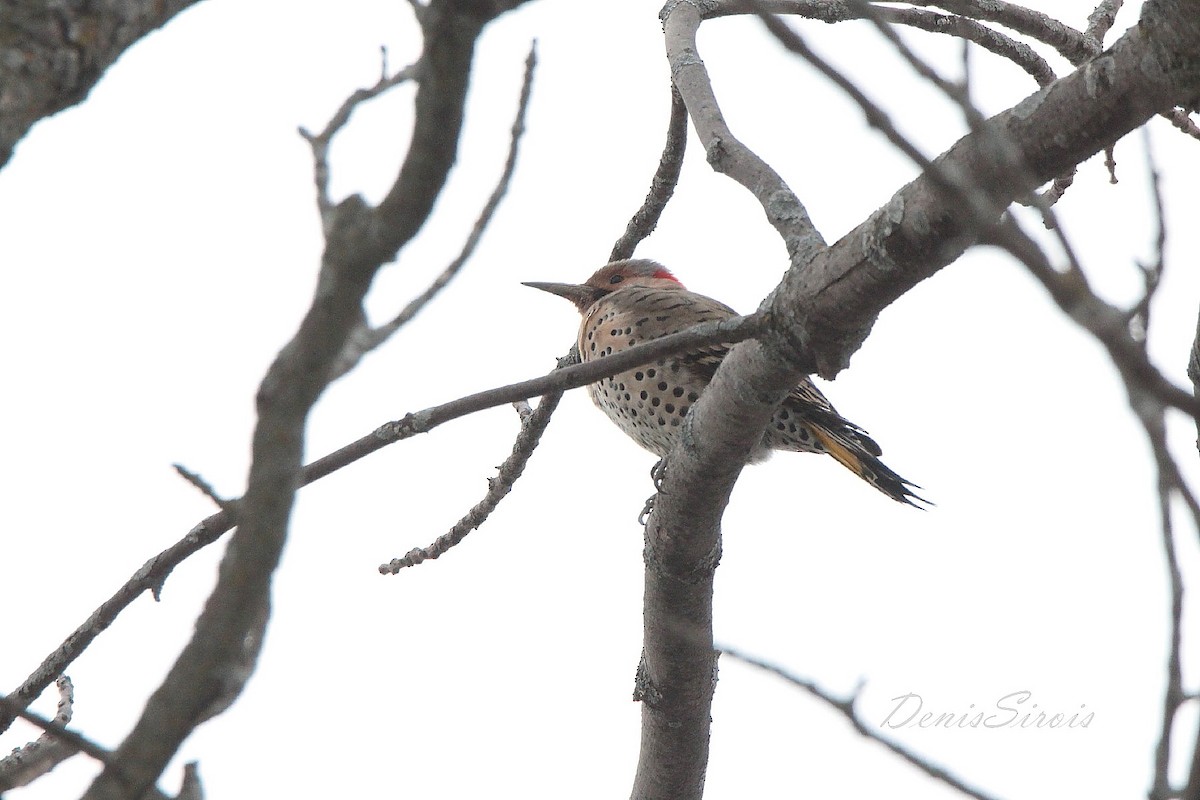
523, 258, 924, 507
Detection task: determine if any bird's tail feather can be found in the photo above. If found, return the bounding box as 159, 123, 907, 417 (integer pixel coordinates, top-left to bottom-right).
810, 426, 928, 508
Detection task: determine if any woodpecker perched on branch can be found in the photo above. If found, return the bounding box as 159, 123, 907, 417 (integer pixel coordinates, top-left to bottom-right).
524, 259, 924, 507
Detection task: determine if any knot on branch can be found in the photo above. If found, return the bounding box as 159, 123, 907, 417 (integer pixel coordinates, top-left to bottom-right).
643, 537, 722, 584
386, 412, 431, 441
632, 655, 664, 707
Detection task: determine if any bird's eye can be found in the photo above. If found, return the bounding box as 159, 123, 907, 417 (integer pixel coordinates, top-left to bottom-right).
609, 274, 625, 285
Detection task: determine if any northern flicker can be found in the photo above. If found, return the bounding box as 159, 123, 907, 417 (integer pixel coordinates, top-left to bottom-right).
524, 259, 924, 506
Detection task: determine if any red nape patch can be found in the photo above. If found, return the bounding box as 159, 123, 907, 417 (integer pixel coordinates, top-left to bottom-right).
653, 267, 682, 285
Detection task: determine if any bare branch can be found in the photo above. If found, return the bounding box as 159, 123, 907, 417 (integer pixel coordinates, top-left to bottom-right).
756, 1, 1200, 377
380, 390, 564, 572
661, 1, 827, 263
1084, 0, 1124, 44
720, 647, 1002, 800
909, 0, 1099, 63
0, 313, 762, 735
610, 87, 689, 261
1146, 408, 1189, 800
80, 3, 535, 795
1164, 108, 1200, 141
986, 216, 1200, 419
0, 1, 206, 170
84, 204, 379, 799
378, 51, 689, 569
1127, 132, 1166, 343
309, 313, 764, 479
176, 763, 204, 800
332, 41, 539, 377
763, 8, 1184, 410
742, 1, 1057, 87
0, 677, 123, 792
299, 58, 422, 227
171, 464, 233, 512
635, 2, 1200, 796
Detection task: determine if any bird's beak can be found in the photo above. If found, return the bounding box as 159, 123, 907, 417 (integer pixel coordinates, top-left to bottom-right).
522, 281, 601, 311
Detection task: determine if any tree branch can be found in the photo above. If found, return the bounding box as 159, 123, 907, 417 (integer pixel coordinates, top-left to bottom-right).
78, 2, 530, 795
661, 0, 827, 264
760, 0, 1200, 377
0, 0, 205, 169
379, 394, 561, 572
631, 1, 1200, 796
332, 42, 538, 377
610, 87, 690, 262
0, 313, 764, 739
299, 51, 422, 229
720, 647, 1002, 800
0, 677, 117, 792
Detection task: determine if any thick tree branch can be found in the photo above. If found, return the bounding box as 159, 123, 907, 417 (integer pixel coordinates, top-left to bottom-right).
633, 1, 1200, 797
77, 2, 529, 796
0, 0, 205, 169
762, 0, 1200, 377
632, 338, 796, 800
82, 199, 378, 799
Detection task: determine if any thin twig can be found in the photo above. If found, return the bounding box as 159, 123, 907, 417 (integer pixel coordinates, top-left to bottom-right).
309, 313, 764, 483
987, 215, 1200, 418
867, 3, 1055, 88
0, 314, 762, 733
907, 0, 1097, 63
299, 56, 423, 228
720, 646, 1002, 800
1144, 396, 1188, 800
381, 51, 686, 570
381, 383, 568, 572
757, 6, 1200, 418
172, 464, 233, 512
0, 678, 126, 792
1164, 109, 1200, 141
846, 2, 1068, 201
1117, 136, 1200, 800
1127, 130, 1166, 344
662, 1, 827, 265
610, 87, 689, 261
719, 1, 1057, 85
332, 42, 539, 379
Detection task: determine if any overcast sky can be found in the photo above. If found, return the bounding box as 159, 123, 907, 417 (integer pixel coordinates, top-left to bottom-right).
2, 1, 1198, 798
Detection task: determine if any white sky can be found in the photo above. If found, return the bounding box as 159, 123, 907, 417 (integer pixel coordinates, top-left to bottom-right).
2, 1, 1198, 797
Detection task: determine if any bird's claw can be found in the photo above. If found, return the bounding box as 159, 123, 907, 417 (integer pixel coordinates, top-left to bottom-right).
639, 460, 670, 524
638, 493, 656, 526
650, 459, 667, 491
